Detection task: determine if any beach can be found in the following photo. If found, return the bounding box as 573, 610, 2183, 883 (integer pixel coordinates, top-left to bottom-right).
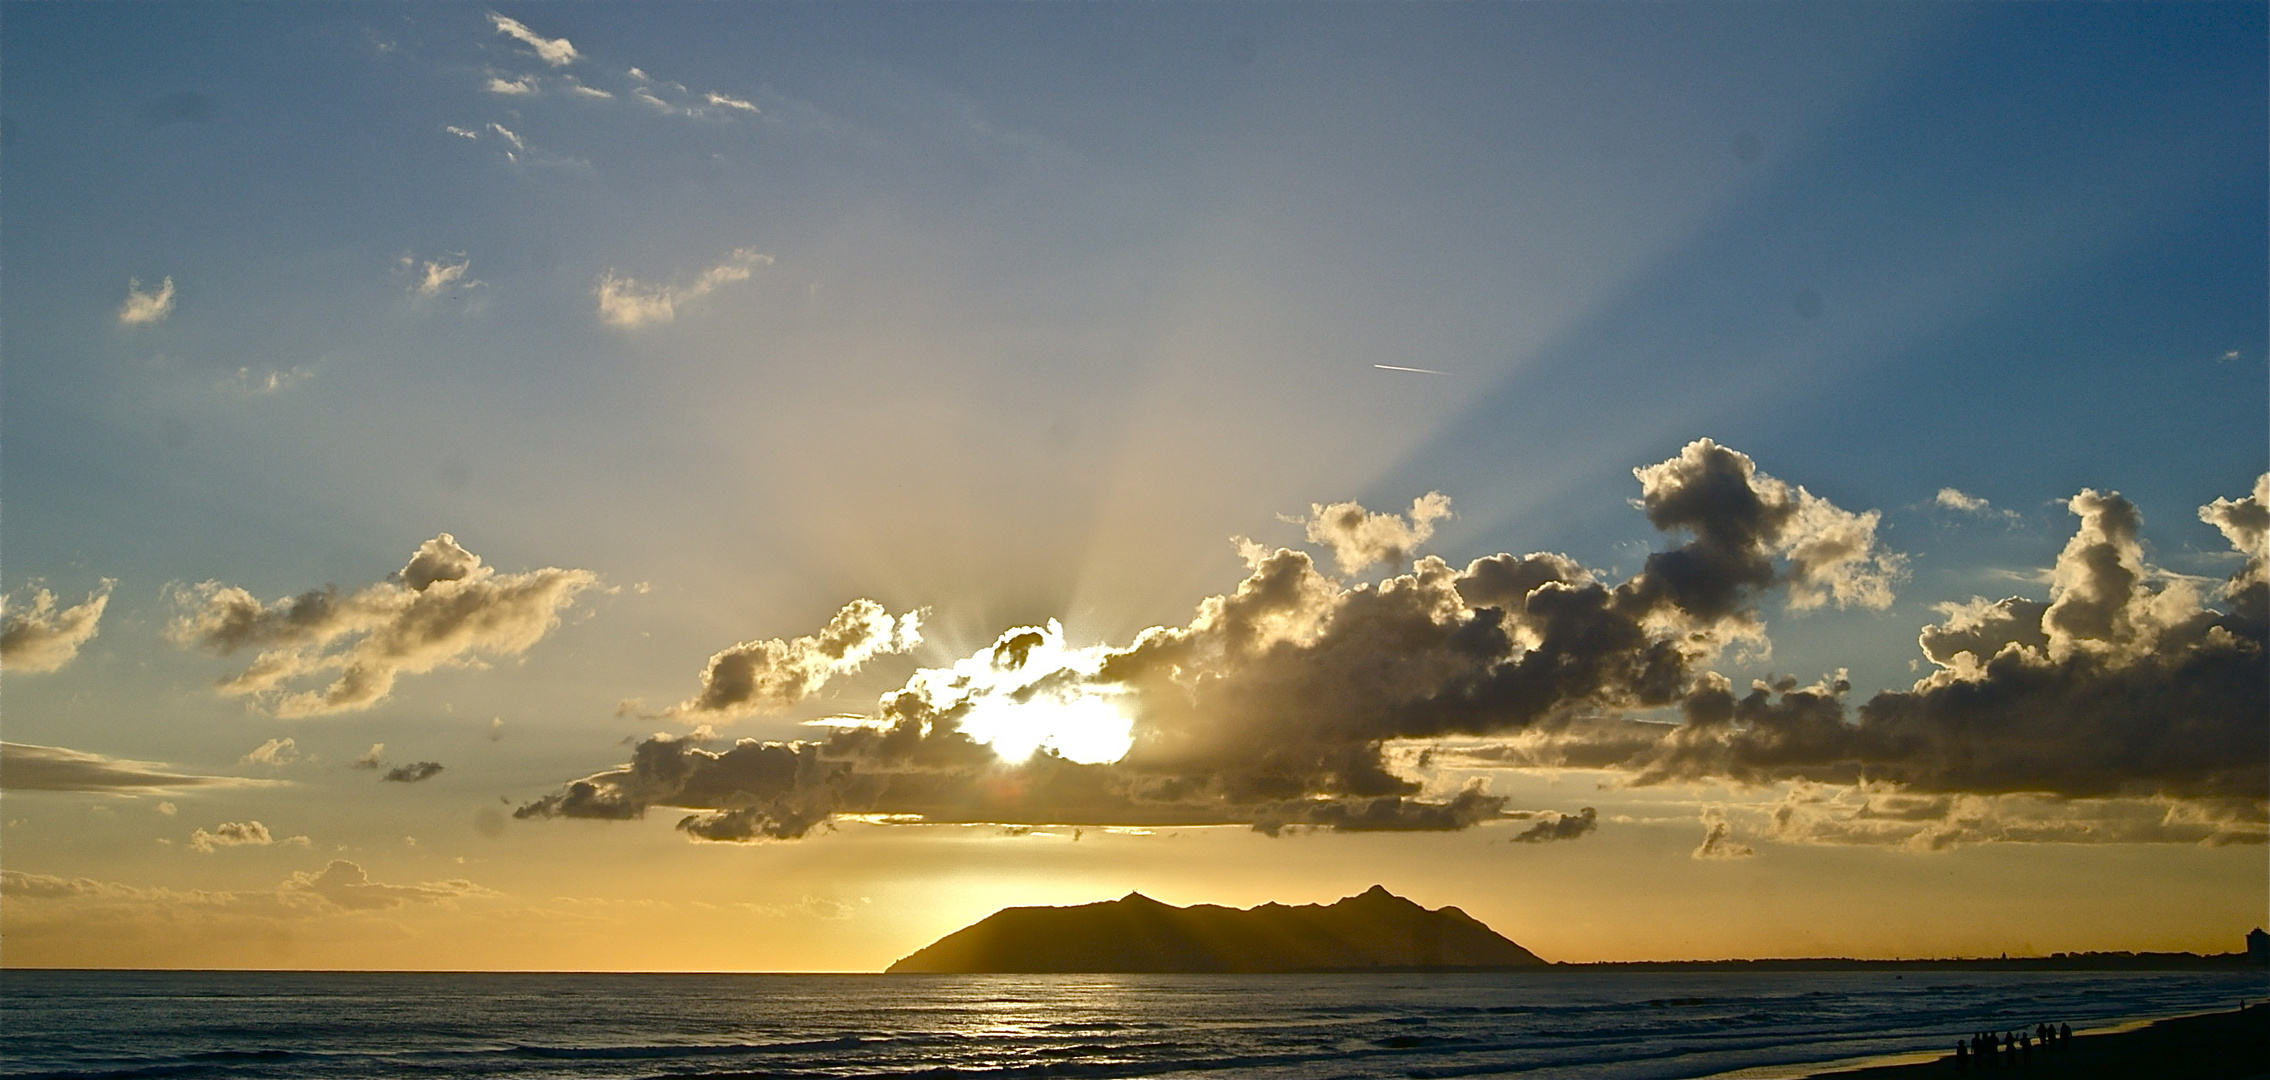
1803, 1005, 2270, 1079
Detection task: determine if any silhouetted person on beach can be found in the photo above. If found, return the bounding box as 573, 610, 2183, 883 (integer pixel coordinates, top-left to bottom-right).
1955, 1039, 1969, 1071
2059, 1022, 2070, 1045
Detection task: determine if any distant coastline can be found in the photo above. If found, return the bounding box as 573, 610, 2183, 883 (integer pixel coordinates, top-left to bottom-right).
1551, 952, 2258, 973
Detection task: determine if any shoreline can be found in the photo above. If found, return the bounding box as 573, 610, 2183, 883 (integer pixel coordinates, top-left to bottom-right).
1691, 1005, 2270, 1080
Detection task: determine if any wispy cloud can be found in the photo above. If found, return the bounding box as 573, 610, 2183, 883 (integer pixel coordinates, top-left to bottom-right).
1, 742, 272, 793
487, 12, 578, 67
402, 253, 480, 299
118, 277, 175, 325
445, 125, 479, 140
596, 247, 772, 328
705, 91, 758, 114
1, 581, 112, 673
487, 122, 525, 152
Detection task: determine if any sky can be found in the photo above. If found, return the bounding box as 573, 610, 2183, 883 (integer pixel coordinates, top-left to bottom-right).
2, 2, 2264, 972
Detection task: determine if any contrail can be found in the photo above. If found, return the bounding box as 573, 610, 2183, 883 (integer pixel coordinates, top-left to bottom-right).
1373, 364, 1446, 375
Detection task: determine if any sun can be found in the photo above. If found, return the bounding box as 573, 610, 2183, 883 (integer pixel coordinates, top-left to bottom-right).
959, 692, 1133, 765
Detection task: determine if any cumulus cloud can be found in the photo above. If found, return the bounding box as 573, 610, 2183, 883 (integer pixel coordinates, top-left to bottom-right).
596, 248, 771, 328
118, 277, 175, 324
667, 599, 922, 722
485, 76, 536, 95
520, 447, 2261, 849
1691, 805, 1754, 859
487, 12, 578, 67
1, 742, 269, 793
351, 744, 384, 770
1304, 492, 1451, 574
524, 440, 1909, 842
190, 820, 275, 853
1608, 479, 2267, 810
1, 580, 112, 673
167, 533, 599, 717
382, 762, 444, 783
241, 738, 298, 766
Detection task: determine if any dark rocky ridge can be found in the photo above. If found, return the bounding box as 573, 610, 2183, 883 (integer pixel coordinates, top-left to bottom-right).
886, 885, 1547, 973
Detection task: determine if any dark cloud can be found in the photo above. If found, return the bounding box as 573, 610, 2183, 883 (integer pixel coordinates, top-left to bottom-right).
1692, 805, 1754, 859
168, 534, 598, 716
382, 762, 445, 783
1, 742, 266, 793
1509, 806, 1598, 843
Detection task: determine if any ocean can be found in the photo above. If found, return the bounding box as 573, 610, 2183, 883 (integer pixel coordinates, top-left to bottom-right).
2, 969, 2263, 1080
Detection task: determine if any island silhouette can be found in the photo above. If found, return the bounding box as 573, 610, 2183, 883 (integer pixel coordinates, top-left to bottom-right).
887, 885, 1548, 973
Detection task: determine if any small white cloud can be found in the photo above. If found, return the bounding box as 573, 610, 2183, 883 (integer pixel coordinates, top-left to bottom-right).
706, 92, 758, 113
596, 248, 772, 329
1936, 488, 1988, 513
157, 801, 178, 816
565, 80, 613, 100
240, 738, 298, 767
487, 12, 579, 67
487, 122, 525, 152
445, 125, 480, 140
408, 254, 479, 298
119, 277, 176, 325
351, 744, 385, 770
486, 76, 536, 96
228, 366, 313, 395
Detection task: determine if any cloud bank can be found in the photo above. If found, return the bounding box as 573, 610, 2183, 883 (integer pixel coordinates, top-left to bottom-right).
168, 534, 598, 716
520, 442, 2262, 849
1, 581, 112, 673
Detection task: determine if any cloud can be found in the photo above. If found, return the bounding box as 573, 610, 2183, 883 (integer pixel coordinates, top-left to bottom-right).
487, 122, 525, 152
240, 738, 298, 767
1304, 492, 1451, 574
1763, 781, 2266, 851
706, 92, 758, 113
1, 742, 270, 793
190, 820, 274, 853
595, 248, 772, 328
445, 125, 480, 140
520, 447, 2261, 848
351, 744, 385, 770
1, 580, 112, 673
167, 533, 599, 717
485, 76, 536, 95
118, 277, 175, 324
1691, 805, 1754, 859
3, 862, 491, 914
1509, 806, 1598, 843
667, 599, 922, 722
403, 254, 480, 300
1935, 488, 1989, 513
526, 440, 1906, 841
1610, 478, 2267, 808
382, 762, 444, 783
487, 12, 578, 67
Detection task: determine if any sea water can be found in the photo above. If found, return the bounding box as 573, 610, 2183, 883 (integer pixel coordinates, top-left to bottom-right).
2, 969, 2263, 1080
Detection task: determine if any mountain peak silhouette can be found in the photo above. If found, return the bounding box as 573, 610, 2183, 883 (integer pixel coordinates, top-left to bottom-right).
887, 888, 1546, 973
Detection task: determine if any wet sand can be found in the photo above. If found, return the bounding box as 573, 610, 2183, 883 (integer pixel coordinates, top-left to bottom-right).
1803, 1005, 2270, 1079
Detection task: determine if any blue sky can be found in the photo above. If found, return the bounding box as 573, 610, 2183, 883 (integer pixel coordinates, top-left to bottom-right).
2, 3, 2263, 969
